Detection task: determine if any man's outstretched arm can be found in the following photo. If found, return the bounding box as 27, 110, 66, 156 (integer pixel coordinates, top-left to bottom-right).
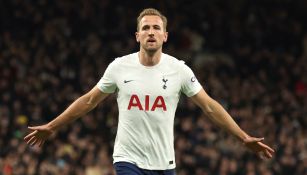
190, 88, 274, 159
24, 86, 109, 147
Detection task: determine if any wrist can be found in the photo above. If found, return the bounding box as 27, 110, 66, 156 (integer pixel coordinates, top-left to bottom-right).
239, 133, 250, 143
46, 122, 57, 132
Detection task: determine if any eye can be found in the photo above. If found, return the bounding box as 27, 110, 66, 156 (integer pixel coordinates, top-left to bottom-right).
142, 25, 150, 31
153, 25, 161, 30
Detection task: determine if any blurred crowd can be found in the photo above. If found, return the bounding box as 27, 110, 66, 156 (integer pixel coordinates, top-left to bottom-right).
0, 0, 307, 175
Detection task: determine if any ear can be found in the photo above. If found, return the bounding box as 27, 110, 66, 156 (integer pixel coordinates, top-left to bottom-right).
135, 32, 140, 43
163, 32, 168, 42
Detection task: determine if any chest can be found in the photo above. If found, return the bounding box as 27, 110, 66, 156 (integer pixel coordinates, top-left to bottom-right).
116, 67, 181, 97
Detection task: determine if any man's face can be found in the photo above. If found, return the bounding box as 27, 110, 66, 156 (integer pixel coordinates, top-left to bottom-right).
136, 15, 168, 52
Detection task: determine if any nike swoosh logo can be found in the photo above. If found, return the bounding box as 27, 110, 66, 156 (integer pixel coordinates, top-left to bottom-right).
124, 80, 134, 83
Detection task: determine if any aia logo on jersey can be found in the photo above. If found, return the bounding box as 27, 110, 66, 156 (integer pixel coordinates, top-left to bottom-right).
127, 94, 167, 111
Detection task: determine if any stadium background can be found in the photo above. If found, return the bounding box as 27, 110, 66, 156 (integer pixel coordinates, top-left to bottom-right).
0, 0, 306, 174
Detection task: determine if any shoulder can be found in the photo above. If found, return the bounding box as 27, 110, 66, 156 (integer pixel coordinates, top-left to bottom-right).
162, 53, 190, 70
109, 52, 138, 67
162, 53, 186, 67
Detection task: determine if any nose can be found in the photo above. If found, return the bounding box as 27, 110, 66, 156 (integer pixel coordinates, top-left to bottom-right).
148, 28, 154, 36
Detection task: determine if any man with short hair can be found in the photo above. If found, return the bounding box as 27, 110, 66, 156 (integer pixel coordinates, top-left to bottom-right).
25, 8, 274, 175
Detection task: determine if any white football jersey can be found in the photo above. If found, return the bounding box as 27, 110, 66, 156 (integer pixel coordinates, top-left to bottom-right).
97, 52, 202, 170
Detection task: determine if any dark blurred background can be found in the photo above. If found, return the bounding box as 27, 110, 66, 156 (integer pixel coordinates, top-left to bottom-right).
0, 0, 306, 174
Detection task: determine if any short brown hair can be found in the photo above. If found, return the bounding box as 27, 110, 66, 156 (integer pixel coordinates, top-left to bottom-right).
137, 8, 167, 31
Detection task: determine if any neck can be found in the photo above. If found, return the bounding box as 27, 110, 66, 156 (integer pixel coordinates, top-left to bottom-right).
138, 48, 162, 66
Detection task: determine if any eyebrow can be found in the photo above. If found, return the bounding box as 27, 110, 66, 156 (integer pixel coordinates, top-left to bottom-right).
141, 24, 161, 30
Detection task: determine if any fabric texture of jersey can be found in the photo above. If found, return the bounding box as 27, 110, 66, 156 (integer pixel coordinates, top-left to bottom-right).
97, 52, 202, 170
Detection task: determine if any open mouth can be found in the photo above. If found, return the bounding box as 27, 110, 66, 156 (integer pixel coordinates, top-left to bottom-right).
147, 38, 156, 43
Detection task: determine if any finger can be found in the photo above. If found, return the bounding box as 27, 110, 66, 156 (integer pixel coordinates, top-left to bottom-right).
24, 135, 31, 142
26, 136, 36, 145
37, 140, 42, 147
37, 139, 44, 147
28, 126, 40, 131
259, 142, 275, 153
38, 140, 45, 147
24, 130, 38, 140
264, 149, 273, 158
252, 137, 264, 142
266, 145, 275, 153
30, 138, 39, 146
244, 137, 264, 144
29, 137, 38, 146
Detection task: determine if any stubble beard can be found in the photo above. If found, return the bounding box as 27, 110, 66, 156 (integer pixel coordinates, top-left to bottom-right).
143, 44, 162, 56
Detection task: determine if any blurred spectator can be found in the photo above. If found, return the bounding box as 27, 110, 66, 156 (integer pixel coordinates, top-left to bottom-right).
1, 0, 306, 174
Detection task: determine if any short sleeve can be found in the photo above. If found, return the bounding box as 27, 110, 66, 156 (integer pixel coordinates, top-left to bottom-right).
180, 63, 202, 97
96, 61, 117, 93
